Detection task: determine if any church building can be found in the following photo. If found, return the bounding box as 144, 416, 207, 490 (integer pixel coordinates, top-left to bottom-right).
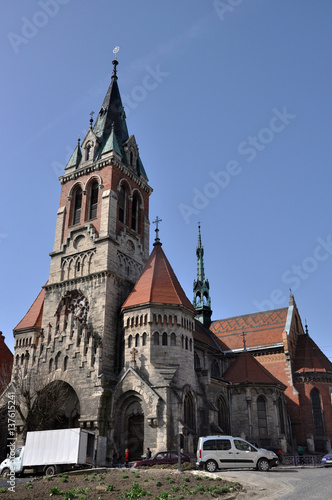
1, 59, 331, 462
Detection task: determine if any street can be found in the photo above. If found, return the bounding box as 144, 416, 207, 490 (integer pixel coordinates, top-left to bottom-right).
210, 465, 331, 499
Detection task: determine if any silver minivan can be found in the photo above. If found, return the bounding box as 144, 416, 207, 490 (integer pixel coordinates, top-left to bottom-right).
196, 435, 279, 472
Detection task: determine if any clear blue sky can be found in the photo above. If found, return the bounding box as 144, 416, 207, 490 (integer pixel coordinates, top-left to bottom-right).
1, 0, 332, 359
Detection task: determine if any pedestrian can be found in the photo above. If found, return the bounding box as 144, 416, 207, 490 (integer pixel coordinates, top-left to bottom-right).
124, 448, 130, 468
146, 447, 152, 459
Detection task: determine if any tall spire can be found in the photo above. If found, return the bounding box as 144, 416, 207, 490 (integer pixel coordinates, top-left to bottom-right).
193, 224, 212, 327
92, 57, 129, 149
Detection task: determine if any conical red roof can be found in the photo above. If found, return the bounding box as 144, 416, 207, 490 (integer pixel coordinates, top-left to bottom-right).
14, 287, 45, 331
122, 243, 194, 311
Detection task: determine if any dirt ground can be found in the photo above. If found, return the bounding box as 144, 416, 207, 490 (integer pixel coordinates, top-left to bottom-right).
0, 464, 246, 499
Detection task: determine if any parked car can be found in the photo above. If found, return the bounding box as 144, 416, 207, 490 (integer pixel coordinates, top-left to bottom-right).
321, 450, 332, 467
134, 451, 190, 467
196, 435, 279, 472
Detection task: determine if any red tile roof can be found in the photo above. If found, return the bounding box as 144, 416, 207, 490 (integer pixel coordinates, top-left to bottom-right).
293, 334, 332, 373
223, 351, 286, 386
14, 288, 45, 331
122, 243, 195, 311
210, 308, 288, 351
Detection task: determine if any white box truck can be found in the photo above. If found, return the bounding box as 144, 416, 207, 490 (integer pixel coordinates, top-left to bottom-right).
0, 428, 95, 478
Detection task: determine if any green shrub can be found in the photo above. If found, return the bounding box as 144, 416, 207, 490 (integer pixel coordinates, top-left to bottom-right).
155, 491, 173, 500
0, 487, 7, 493
49, 486, 62, 496
106, 483, 114, 491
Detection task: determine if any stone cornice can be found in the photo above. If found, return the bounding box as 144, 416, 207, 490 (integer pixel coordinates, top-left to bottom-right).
59, 156, 152, 195
44, 270, 131, 291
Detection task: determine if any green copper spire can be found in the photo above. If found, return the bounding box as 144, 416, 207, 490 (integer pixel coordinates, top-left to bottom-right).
193, 224, 212, 327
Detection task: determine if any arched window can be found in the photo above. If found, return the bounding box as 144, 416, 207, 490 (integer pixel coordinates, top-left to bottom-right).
217, 396, 230, 434
257, 396, 268, 436
185, 337, 188, 350
153, 332, 159, 346
171, 333, 176, 346
278, 397, 285, 434
311, 388, 325, 436
211, 359, 220, 378
181, 335, 184, 348
162, 332, 168, 346
119, 185, 127, 224
194, 352, 200, 370
55, 352, 60, 370
189, 338, 192, 351
184, 393, 195, 430
72, 187, 82, 225
89, 181, 98, 220
20, 354, 24, 365
135, 333, 140, 347
64, 356, 68, 371
15, 354, 19, 365
131, 193, 139, 231
142, 332, 147, 346
128, 335, 133, 348
49, 358, 53, 373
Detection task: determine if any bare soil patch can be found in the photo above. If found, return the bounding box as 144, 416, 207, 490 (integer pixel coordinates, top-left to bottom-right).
0, 464, 245, 499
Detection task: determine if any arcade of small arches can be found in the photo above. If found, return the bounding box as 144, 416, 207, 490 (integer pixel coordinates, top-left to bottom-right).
125, 313, 194, 331
61, 250, 95, 281
126, 331, 193, 350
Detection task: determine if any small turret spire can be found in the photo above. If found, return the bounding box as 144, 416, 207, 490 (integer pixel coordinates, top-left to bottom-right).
193, 223, 212, 327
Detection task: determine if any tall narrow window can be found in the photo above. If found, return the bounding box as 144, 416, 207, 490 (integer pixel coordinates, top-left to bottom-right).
311, 388, 325, 436
218, 396, 230, 434
184, 393, 195, 430
89, 181, 98, 220
257, 396, 268, 436
119, 185, 126, 224
278, 397, 285, 435
162, 332, 168, 346
131, 193, 139, 231
72, 187, 82, 225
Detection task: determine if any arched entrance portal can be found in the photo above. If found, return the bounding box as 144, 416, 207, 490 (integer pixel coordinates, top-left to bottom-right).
128, 413, 144, 460
29, 380, 80, 432
115, 394, 144, 461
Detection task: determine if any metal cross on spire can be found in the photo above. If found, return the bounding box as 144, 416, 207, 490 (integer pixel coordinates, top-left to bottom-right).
152, 216, 162, 244
242, 332, 247, 351
112, 46, 120, 77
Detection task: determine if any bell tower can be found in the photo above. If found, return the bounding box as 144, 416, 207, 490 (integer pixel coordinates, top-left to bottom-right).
30, 58, 153, 435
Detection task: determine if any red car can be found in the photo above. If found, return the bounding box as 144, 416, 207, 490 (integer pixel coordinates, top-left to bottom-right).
134, 451, 191, 467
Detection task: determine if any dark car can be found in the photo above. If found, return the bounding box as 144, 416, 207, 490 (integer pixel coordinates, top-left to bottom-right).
321, 450, 332, 467
134, 451, 191, 467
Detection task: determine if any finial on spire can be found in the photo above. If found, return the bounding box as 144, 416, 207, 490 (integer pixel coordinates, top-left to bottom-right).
89, 111, 94, 128
152, 216, 162, 245
112, 46, 120, 78
305, 319, 309, 336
